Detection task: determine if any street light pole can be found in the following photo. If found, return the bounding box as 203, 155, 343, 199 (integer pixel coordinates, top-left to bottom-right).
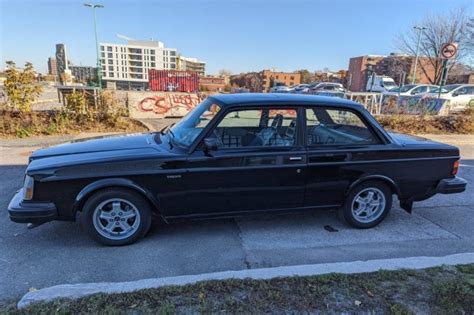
411, 26, 427, 84
84, 3, 104, 89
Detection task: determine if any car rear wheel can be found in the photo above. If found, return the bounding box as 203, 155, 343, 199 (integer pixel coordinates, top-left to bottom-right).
81, 188, 152, 246
340, 181, 392, 229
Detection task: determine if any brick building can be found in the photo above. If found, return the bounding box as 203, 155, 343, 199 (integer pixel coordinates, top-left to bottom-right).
347, 54, 436, 92
199, 76, 226, 92
47, 57, 57, 76
261, 70, 301, 92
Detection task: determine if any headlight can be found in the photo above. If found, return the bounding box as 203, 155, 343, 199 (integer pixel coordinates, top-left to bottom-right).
23, 175, 34, 200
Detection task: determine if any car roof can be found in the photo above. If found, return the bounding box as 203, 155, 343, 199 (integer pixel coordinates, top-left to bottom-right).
208, 93, 363, 109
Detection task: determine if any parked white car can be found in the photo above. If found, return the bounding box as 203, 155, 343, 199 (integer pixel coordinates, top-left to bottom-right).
384, 84, 438, 96
291, 84, 311, 94
366, 76, 397, 92
426, 84, 474, 112
269, 86, 292, 93
309, 82, 345, 94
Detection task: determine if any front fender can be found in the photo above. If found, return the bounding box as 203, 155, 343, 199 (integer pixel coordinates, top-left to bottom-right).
73, 178, 161, 217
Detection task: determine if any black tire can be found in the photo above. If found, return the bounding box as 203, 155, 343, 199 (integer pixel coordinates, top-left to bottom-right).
340, 181, 392, 229
81, 188, 152, 246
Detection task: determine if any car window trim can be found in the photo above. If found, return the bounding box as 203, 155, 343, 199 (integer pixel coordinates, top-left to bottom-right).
191, 105, 302, 153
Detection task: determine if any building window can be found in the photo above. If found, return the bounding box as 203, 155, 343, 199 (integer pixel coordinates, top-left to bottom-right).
107, 46, 112, 52
163, 57, 166, 62
170, 64, 176, 69
108, 53, 113, 58
170, 51, 176, 56
170, 57, 176, 62
109, 66, 114, 71
108, 60, 113, 64
290, 76, 294, 80
100, 46, 104, 51
151, 62, 155, 67
109, 72, 114, 77
101, 52, 105, 57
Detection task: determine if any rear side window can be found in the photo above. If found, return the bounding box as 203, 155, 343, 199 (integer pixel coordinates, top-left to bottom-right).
306, 108, 380, 146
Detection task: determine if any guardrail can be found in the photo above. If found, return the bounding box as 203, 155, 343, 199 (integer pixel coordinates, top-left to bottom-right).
344, 92, 383, 115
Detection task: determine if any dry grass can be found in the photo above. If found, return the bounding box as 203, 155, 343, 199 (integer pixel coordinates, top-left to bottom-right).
0, 110, 147, 138
1, 264, 473, 314
375, 108, 474, 135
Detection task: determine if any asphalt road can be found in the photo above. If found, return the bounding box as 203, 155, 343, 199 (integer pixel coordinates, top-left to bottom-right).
0, 134, 473, 302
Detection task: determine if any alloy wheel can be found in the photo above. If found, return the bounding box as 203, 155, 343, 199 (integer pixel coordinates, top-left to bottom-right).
92, 198, 141, 240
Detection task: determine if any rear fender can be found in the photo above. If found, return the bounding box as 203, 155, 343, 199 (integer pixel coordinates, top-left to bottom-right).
346, 174, 401, 200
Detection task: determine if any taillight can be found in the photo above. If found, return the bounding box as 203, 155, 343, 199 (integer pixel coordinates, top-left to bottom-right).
452, 160, 459, 175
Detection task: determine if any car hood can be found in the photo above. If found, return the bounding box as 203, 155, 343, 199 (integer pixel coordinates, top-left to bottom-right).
30, 133, 155, 160
27, 133, 175, 174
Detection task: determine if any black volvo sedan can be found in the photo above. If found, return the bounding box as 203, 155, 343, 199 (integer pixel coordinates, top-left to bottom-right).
8, 94, 467, 245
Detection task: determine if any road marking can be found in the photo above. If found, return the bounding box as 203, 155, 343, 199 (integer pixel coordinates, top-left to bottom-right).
18, 252, 474, 308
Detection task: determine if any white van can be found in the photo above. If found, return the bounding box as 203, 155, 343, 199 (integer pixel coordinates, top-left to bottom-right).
366, 76, 397, 92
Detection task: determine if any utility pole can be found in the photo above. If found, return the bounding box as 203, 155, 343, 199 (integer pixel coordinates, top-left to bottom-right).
411, 26, 427, 84
84, 3, 104, 89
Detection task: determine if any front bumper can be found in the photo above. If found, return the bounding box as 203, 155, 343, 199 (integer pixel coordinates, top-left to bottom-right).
8, 188, 57, 223
436, 176, 467, 194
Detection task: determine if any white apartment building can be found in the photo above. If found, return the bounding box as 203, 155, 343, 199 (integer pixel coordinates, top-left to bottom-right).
99, 40, 177, 90
177, 56, 206, 76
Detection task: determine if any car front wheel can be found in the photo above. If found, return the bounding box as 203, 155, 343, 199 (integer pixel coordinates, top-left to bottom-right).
340, 181, 392, 229
81, 188, 152, 246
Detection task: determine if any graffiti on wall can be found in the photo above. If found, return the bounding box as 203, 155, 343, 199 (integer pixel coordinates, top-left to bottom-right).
381, 95, 451, 115
129, 92, 209, 118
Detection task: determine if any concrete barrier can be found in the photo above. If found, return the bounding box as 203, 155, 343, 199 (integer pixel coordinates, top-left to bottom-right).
128, 91, 209, 118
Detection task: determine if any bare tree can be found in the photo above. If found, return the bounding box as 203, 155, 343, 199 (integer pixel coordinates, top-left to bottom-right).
217, 69, 232, 78
396, 9, 471, 84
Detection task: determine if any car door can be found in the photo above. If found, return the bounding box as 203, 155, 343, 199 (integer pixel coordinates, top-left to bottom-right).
174, 106, 307, 217
304, 106, 386, 208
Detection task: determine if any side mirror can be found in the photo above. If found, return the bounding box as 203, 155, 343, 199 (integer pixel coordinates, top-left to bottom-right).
203, 137, 219, 152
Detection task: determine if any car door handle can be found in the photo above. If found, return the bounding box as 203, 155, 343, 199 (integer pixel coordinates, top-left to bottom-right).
289, 156, 303, 161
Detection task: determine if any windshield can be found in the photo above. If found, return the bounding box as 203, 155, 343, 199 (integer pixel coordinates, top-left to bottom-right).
169, 99, 221, 148
430, 84, 460, 94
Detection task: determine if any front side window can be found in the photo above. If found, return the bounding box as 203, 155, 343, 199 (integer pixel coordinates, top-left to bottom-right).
212, 108, 298, 148
306, 108, 379, 146
170, 100, 221, 148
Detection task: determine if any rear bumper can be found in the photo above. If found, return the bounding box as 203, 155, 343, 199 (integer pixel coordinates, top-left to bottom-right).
8, 189, 57, 223
436, 176, 467, 194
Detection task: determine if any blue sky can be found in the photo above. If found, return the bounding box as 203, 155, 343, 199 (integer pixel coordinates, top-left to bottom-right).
0, 0, 472, 75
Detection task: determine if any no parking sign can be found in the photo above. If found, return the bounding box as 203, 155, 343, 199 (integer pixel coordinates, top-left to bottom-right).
440, 43, 458, 59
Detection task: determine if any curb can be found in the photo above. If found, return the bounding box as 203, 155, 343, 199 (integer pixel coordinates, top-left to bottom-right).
18, 252, 474, 308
